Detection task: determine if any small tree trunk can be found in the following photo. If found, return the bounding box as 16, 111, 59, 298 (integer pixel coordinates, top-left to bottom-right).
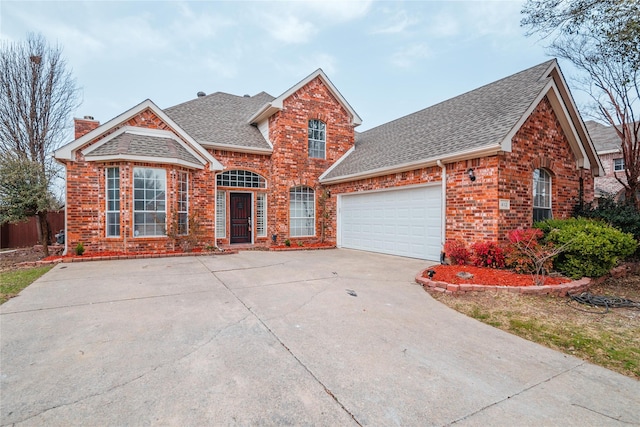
37, 211, 50, 257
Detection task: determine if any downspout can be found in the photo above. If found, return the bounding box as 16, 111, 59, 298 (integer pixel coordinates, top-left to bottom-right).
436, 160, 446, 264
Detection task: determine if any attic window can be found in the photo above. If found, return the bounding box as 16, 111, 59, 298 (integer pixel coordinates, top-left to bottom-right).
308, 119, 326, 159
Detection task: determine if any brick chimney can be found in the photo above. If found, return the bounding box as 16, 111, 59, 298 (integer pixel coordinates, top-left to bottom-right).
74, 116, 100, 139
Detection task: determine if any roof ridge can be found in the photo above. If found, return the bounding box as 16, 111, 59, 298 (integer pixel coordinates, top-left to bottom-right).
360, 59, 556, 135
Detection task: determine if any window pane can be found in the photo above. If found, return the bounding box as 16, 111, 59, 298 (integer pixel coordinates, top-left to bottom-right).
133, 168, 166, 236
289, 186, 315, 237
308, 120, 326, 159
216, 191, 226, 237
106, 167, 120, 237
216, 170, 266, 188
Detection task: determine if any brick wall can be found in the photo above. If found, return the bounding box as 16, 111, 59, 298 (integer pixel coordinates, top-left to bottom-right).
268, 76, 355, 244
64, 109, 216, 254
210, 150, 272, 245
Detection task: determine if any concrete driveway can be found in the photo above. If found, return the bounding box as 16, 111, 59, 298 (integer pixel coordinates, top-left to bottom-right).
1, 249, 638, 426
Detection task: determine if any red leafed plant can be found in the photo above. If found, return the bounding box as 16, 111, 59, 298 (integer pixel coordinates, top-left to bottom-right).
470, 241, 505, 268
444, 240, 470, 265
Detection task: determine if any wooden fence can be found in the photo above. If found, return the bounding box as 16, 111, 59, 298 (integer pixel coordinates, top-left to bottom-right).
0, 211, 65, 249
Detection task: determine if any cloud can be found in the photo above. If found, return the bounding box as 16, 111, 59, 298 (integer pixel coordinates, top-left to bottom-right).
257, 0, 371, 44
390, 43, 431, 68
169, 2, 236, 42
260, 12, 318, 44
426, 12, 460, 38
372, 9, 417, 34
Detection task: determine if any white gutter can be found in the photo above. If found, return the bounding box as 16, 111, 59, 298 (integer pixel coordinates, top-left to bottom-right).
436, 160, 446, 263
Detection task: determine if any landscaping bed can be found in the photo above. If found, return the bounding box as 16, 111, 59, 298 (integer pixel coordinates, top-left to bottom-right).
429, 265, 640, 379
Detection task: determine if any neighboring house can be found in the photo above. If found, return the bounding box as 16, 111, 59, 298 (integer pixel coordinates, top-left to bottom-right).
585, 120, 632, 199
54, 59, 602, 261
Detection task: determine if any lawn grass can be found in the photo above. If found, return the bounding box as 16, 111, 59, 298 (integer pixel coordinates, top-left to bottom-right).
432, 288, 640, 379
0, 266, 52, 304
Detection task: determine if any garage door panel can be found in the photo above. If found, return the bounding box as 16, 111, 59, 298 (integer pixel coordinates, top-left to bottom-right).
339, 186, 442, 260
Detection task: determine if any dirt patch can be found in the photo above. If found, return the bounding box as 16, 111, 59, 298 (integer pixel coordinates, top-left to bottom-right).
429, 268, 640, 379
0, 247, 47, 272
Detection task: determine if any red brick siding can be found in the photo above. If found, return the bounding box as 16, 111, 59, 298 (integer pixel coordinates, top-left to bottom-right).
74, 117, 100, 139
268, 76, 355, 244
210, 150, 272, 245
496, 96, 594, 242
63, 109, 216, 254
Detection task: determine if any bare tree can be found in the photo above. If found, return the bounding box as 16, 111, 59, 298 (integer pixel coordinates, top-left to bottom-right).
0, 33, 80, 255
521, 0, 640, 208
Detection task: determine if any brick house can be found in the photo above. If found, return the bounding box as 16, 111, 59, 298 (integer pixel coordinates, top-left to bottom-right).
54, 59, 602, 261
585, 120, 633, 200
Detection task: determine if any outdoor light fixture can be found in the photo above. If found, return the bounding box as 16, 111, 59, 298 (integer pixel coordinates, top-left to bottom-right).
467, 168, 476, 182
272, 234, 277, 243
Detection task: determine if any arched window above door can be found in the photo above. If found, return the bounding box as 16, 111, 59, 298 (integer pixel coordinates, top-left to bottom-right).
216, 170, 266, 188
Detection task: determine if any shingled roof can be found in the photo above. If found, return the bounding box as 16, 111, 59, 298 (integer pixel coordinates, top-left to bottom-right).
85, 131, 202, 165
585, 120, 622, 153
164, 91, 275, 151
321, 60, 557, 182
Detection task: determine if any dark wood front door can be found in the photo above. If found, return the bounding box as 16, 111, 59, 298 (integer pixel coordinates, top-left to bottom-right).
230, 193, 251, 244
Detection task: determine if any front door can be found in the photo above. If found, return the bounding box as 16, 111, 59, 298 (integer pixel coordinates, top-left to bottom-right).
230, 193, 252, 244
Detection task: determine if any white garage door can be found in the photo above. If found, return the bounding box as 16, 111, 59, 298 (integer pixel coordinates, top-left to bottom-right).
338, 185, 442, 261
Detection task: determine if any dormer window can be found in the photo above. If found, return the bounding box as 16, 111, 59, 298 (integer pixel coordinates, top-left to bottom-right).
308, 119, 326, 159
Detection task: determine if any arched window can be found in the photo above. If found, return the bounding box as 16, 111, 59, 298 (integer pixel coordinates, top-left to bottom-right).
533, 168, 552, 222
308, 119, 326, 159
290, 186, 315, 237
216, 170, 266, 188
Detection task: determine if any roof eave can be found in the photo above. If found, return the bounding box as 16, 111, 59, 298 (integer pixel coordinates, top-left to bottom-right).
320, 145, 502, 185
83, 154, 205, 170
200, 140, 273, 155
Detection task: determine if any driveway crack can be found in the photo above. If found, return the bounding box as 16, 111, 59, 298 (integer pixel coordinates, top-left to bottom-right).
198, 258, 362, 426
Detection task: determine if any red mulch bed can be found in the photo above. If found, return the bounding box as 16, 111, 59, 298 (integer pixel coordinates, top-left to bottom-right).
271, 242, 335, 250
426, 264, 571, 287
42, 248, 206, 262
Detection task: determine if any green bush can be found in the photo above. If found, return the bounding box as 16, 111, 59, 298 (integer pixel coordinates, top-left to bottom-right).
574, 195, 640, 241
74, 242, 85, 256
536, 218, 637, 279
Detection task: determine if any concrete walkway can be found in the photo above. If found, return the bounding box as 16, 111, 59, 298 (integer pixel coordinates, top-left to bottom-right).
1, 249, 638, 426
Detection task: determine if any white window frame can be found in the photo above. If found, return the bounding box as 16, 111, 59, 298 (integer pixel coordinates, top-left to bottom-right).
290, 186, 315, 237
133, 167, 167, 237
308, 119, 326, 159
613, 158, 625, 172
177, 171, 189, 235
533, 168, 552, 222
257, 193, 266, 237
216, 190, 226, 238
217, 170, 266, 188
106, 167, 120, 237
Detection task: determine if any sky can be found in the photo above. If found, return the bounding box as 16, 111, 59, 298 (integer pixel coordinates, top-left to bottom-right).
1, 0, 580, 135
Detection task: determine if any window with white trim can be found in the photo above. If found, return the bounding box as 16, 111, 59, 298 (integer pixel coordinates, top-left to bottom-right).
216, 170, 266, 188
613, 158, 625, 172
106, 167, 120, 237
216, 191, 226, 238
290, 186, 315, 237
533, 168, 552, 222
257, 193, 266, 237
308, 119, 326, 159
177, 171, 188, 235
133, 168, 166, 236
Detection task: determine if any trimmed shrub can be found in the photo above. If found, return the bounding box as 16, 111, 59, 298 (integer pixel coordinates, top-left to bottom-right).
470, 241, 505, 268
537, 218, 638, 279
575, 195, 640, 242
74, 242, 85, 256
444, 240, 470, 265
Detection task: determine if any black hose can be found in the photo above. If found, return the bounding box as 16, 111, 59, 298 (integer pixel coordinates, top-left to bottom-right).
567, 292, 640, 314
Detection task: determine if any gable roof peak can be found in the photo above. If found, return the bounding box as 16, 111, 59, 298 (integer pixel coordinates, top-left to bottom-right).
248, 68, 362, 127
